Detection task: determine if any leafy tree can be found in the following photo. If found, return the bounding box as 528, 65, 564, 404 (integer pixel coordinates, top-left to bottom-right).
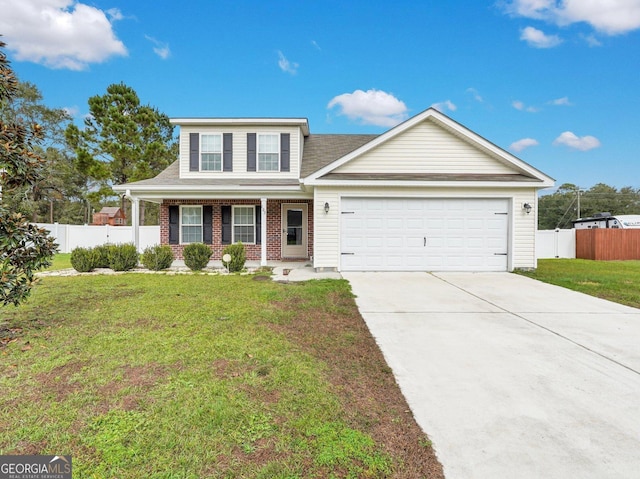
66, 83, 177, 224
0, 40, 57, 306
0, 80, 87, 223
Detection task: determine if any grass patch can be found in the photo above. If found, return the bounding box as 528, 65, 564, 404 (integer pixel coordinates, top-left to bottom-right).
0, 274, 443, 478
45, 253, 72, 271
517, 259, 640, 308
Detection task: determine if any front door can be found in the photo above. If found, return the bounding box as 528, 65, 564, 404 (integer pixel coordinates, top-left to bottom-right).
281, 203, 308, 258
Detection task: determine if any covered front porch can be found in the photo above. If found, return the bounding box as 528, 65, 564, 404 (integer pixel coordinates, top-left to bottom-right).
127, 196, 314, 266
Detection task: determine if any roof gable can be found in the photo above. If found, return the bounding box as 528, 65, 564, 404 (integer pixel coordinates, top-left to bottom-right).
305, 108, 554, 186
301, 134, 378, 177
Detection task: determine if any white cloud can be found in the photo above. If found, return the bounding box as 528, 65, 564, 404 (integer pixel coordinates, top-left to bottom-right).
0, 0, 127, 70
520, 26, 563, 48
581, 33, 603, 46
503, 0, 555, 18
311, 40, 321, 51
512, 100, 540, 112
431, 100, 457, 112
62, 106, 79, 117
510, 138, 539, 152
145, 35, 171, 60
327, 89, 408, 127
553, 131, 601, 151
277, 51, 298, 74
503, 0, 640, 35
466, 87, 484, 102
106, 8, 124, 21
549, 96, 572, 106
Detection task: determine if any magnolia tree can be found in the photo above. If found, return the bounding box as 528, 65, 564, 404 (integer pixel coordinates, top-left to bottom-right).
0, 40, 57, 306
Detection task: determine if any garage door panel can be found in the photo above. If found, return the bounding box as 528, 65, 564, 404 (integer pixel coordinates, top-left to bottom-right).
341, 198, 509, 271
406, 236, 424, 248
407, 218, 424, 229
386, 237, 404, 248
366, 237, 383, 248
387, 218, 403, 230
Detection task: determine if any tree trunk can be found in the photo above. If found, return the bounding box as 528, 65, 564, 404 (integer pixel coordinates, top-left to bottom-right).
140, 201, 146, 226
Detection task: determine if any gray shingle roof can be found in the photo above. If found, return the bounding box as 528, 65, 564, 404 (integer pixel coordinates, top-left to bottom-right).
300, 134, 378, 177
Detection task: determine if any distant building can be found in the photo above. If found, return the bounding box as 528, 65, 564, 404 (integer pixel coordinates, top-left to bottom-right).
92, 207, 126, 226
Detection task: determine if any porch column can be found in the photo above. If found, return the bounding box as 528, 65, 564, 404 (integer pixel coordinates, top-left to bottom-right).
260, 197, 267, 266
127, 190, 140, 251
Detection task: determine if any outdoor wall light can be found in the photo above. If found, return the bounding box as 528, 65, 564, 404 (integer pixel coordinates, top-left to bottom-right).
523, 202, 532, 214
324, 202, 330, 214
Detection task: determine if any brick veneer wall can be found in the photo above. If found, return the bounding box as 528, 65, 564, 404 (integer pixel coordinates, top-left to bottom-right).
160, 199, 314, 261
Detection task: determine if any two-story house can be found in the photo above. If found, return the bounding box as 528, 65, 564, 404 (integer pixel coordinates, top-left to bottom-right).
113, 108, 554, 272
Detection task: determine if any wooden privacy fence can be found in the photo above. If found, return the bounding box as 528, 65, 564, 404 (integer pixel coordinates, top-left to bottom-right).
576, 229, 640, 260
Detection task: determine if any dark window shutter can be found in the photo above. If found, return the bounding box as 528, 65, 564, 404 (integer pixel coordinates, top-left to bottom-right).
221, 205, 232, 244
247, 133, 256, 172
255, 205, 262, 244
189, 133, 199, 171
203, 205, 213, 244
280, 133, 290, 172
169, 205, 179, 244
223, 133, 233, 172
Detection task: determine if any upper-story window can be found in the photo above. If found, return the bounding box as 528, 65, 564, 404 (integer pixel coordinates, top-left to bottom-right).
258, 134, 279, 172
201, 134, 222, 171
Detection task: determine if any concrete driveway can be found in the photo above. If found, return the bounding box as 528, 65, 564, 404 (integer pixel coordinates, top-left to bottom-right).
343, 272, 640, 479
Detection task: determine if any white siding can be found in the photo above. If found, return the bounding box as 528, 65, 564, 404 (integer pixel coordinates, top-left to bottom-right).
178, 125, 301, 179
313, 186, 539, 271
333, 120, 516, 175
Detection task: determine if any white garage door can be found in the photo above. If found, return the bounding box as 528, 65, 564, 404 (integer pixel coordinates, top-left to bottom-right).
340, 198, 509, 271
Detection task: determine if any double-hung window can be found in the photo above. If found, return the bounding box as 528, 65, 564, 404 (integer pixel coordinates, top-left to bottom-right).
181, 206, 203, 243
257, 134, 279, 171
233, 206, 255, 243
201, 134, 222, 171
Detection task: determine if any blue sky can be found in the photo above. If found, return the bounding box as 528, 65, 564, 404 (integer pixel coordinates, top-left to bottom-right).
2, 0, 639, 191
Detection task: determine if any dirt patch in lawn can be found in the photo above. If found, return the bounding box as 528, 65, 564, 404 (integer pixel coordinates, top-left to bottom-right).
32, 360, 89, 402
94, 362, 171, 412
270, 291, 444, 479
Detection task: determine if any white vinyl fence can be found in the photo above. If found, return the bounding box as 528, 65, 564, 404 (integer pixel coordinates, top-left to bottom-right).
37, 223, 574, 259
36, 223, 160, 253
536, 229, 576, 259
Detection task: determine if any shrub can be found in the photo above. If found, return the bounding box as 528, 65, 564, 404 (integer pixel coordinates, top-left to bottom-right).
108, 243, 139, 271
222, 242, 246, 273
183, 243, 212, 271
70, 247, 95, 272
141, 245, 174, 271
92, 244, 114, 268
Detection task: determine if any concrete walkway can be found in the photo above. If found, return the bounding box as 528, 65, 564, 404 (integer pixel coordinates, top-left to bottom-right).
344, 272, 640, 479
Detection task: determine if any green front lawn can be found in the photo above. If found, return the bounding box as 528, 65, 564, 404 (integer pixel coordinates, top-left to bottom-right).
45, 253, 72, 271
0, 274, 442, 478
518, 259, 640, 309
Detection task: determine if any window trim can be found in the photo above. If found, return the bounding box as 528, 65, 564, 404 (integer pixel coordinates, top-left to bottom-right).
200, 133, 223, 172
232, 205, 256, 244
257, 133, 280, 172
180, 205, 203, 244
